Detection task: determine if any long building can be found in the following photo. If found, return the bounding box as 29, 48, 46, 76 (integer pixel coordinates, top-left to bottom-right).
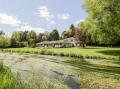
36, 37, 82, 48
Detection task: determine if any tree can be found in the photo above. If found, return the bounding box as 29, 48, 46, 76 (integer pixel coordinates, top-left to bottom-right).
49, 29, 59, 41
84, 0, 120, 45
42, 35, 47, 41
27, 31, 36, 47
61, 31, 69, 39
74, 23, 87, 48
36, 33, 44, 43
0, 35, 8, 48
11, 31, 23, 47
68, 24, 75, 37
0, 30, 4, 35
75, 27, 81, 41
0, 31, 10, 48
61, 24, 75, 39
21, 31, 29, 41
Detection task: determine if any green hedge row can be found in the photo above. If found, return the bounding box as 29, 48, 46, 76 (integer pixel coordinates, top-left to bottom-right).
1, 49, 119, 60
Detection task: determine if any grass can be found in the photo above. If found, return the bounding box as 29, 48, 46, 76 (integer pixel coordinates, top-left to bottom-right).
1, 46, 120, 60
0, 51, 120, 89
0, 61, 25, 89
0, 46, 120, 89
0, 60, 70, 89
64, 58, 120, 89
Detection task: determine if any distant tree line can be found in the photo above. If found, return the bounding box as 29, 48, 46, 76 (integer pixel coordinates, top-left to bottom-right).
0, 24, 86, 48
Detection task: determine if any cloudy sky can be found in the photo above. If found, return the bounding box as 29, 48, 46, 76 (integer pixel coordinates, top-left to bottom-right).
0, 0, 87, 36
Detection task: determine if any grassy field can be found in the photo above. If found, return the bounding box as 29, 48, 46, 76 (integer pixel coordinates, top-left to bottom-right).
65, 58, 120, 89
1, 46, 120, 88
1, 46, 120, 60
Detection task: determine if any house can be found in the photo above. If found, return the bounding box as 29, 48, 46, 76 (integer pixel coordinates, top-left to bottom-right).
36, 37, 81, 48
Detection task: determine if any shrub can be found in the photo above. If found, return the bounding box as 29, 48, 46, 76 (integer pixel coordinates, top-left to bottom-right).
40, 50, 46, 55
59, 52, 65, 57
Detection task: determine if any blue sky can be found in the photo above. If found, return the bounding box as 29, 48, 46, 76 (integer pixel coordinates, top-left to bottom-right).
0, 0, 87, 36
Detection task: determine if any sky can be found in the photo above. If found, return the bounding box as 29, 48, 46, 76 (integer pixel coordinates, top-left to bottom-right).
0, 0, 87, 36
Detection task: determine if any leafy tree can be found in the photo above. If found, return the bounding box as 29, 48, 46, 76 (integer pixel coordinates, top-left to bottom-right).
61, 24, 75, 39
11, 31, 23, 47
42, 35, 48, 41
84, 0, 120, 45
0, 31, 10, 48
27, 31, 36, 40
28, 39, 36, 48
27, 31, 36, 47
21, 31, 29, 41
68, 24, 75, 37
0, 35, 7, 47
49, 29, 59, 41
0, 30, 4, 35
61, 31, 68, 39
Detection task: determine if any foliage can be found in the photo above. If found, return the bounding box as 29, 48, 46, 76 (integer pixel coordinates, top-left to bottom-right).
10, 30, 36, 48
84, 0, 120, 45
49, 29, 59, 41
61, 24, 75, 39
27, 31, 36, 47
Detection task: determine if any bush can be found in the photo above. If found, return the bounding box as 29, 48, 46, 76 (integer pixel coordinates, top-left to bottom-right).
59, 52, 65, 57
40, 50, 46, 55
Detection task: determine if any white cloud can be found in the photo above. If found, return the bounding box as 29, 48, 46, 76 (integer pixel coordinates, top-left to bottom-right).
37, 6, 54, 21
57, 13, 70, 20
16, 25, 45, 34
0, 13, 25, 26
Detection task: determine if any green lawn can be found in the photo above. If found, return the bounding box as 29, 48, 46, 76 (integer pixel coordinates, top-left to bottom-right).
1, 46, 120, 60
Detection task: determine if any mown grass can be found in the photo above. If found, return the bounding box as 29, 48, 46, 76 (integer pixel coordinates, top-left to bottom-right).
1, 46, 120, 60
65, 58, 120, 89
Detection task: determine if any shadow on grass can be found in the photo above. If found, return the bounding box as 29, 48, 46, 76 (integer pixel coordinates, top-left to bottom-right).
65, 59, 120, 76
97, 50, 120, 56
84, 47, 103, 49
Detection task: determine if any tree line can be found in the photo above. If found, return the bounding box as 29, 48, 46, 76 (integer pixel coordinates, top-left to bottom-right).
0, 23, 88, 48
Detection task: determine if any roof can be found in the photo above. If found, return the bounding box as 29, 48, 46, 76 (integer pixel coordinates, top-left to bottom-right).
36, 37, 80, 45
37, 40, 72, 45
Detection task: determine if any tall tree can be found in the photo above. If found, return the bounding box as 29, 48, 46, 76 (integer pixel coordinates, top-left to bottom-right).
49, 29, 59, 41
61, 31, 69, 39
61, 24, 75, 39
84, 0, 120, 45
11, 31, 23, 47
27, 31, 36, 47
